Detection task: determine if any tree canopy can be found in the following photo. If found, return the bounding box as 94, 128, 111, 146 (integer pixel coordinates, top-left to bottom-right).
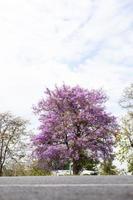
119, 83, 133, 114
32, 85, 118, 174
0, 112, 29, 176
117, 84, 133, 173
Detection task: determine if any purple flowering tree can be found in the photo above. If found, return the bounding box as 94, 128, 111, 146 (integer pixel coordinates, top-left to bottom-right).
32, 85, 118, 174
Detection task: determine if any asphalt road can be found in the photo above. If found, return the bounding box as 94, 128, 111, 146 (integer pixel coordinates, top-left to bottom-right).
0, 176, 133, 200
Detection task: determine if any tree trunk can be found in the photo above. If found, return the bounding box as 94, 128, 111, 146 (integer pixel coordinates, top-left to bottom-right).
0, 166, 3, 176
73, 160, 80, 175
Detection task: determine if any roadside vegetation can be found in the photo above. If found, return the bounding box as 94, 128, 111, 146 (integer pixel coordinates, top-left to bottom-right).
0, 83, 133, 176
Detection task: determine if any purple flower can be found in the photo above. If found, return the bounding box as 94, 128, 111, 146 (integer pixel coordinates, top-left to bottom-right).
32, 84, 118, 168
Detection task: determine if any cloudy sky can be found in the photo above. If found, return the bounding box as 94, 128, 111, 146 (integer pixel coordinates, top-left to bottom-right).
0, 0, 133, 128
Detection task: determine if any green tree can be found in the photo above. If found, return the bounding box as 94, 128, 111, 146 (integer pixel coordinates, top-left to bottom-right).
0, 112, 30, 176
99, 158, 118, 175
71, 153, 99, 174
128, 157, 133, 175
27, 161, 51, 176
118, 84, 133, 173
3, 163, 27, 176
117, 115, 133, 159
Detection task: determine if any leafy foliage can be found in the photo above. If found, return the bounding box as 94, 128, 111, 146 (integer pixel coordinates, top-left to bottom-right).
118, 84, 133, 173
99, 158, 118, 175
117, 115, 133, 159
0, 112, 30, 176
128, 157, 133, 175
119, 83, 133, 114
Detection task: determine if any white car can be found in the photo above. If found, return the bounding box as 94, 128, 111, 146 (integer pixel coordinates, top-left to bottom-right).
80, 169, 98, 175
56, 170, 72, 176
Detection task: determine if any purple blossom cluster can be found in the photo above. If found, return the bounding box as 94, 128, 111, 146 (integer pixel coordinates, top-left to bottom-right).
32, 85, 118, 169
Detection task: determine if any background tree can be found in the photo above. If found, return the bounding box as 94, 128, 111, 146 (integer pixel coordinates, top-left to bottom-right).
32, 85, 118, 175
117, 84, 133, 173
3, 162, 27, 176
0, 112, 30, 176
99, 157, 118, 175
71, 153, 99, 173
27, 160, 51, 176
118, 115, 133, 156
127, 157, 133, 175
117, 114, 133, 173
119, 83, 133, 115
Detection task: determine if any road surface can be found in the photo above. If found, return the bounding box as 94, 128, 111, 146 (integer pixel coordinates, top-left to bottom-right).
0, 176, 133, 200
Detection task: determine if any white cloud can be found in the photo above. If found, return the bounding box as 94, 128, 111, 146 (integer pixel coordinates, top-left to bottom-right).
0, 0, 133, 128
